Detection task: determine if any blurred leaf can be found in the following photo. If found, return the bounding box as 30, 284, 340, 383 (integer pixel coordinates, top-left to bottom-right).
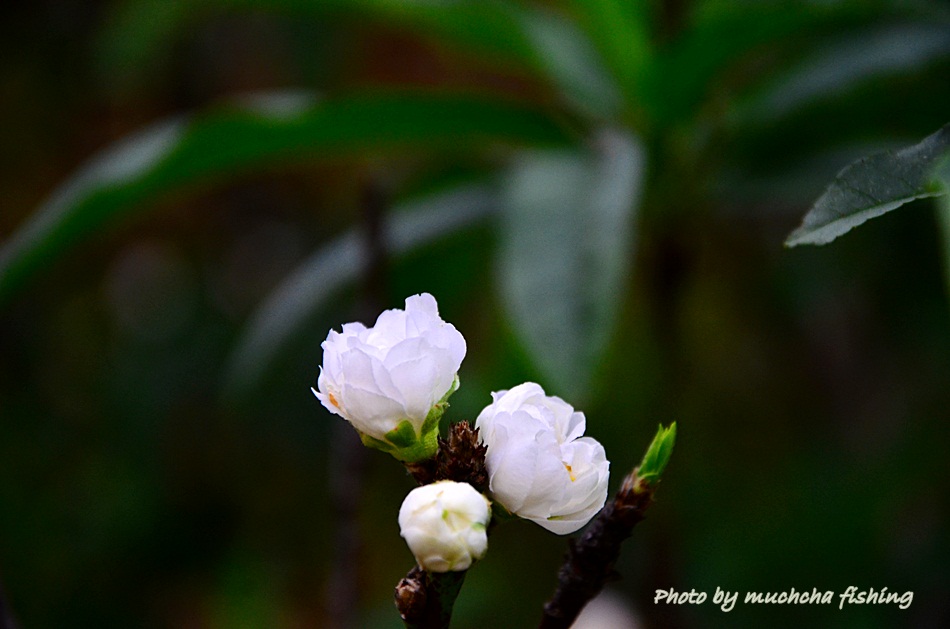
0, 92, 569, 304
651, 2, 874, 126
348, 0, 538, 64
935, 159, 950, 300
357, 1, 627, 120
498, 129, 645, 402
224, 182, 498, 396
734, 22, 950, 127
98, 0, 621, 121
516, 7, 624, 120
785, 124, 950, 247
96, 0, 196, 93
566, 0, 654, 110
96, 0, 539, 95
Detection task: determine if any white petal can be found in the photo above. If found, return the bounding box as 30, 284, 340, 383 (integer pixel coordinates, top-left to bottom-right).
477, 382, 610, 535
386, 354, 439, 421
339, 347, 383, 392
405, 292, 439, 317
530, 512, 595, 535
340, 383, 407, 438
398, 481, 490, 572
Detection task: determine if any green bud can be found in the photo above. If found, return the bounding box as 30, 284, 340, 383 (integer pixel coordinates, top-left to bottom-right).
637, 422, 676, 486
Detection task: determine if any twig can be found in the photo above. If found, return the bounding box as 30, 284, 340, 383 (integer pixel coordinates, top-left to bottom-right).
538, 468, 657, 629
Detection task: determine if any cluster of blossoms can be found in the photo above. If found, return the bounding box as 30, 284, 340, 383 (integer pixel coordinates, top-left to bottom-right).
314, 293, 610, 573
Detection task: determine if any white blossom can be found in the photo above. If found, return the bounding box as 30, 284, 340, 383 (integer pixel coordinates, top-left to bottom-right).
313, 293, 466, 461
475, 382, 609, 534
398, 481, 491, 572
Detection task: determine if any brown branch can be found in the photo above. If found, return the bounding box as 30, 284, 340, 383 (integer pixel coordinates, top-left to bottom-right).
538, 469, 657, 629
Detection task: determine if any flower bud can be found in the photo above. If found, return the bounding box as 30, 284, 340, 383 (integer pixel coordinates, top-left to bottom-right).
398, 481, 491, 572
475, 382, 609, 535
313, 293, 466, 462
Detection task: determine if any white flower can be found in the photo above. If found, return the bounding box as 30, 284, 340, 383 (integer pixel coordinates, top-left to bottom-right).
398, 481, 491, 572
313, 293, 466, 461
475, 382, 609, 535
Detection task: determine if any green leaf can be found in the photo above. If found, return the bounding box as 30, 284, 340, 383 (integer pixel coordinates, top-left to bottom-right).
224, 184, 497, 396
637, 422, 676, 486
0, 92, 567, 304
497, 129, 645, 402
785, 124, 950, 247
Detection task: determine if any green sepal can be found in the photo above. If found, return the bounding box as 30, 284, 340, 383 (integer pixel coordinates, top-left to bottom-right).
356, 376, 461, 463
359, 432, 394, 453
386, 420, 418, 448
637, 422, 677, 486
358, 422, 438, 462
358, 421, 437, 462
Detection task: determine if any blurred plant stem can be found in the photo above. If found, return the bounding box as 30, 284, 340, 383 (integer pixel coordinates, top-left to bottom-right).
659, 0, 689, 41
325, 425, 367, 628
324, 177, 390, 628
0, 576, 18, 629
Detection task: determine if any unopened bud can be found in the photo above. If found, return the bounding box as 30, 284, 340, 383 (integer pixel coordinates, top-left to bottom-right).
398, 481, 490, 572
